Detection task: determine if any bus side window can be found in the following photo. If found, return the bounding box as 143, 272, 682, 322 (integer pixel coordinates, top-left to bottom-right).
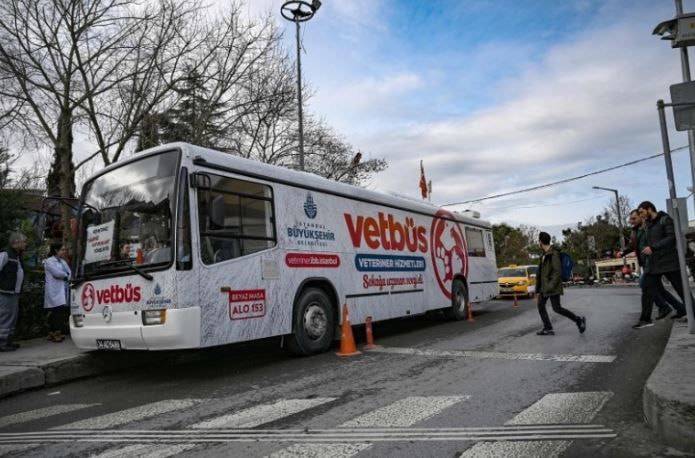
465, 227, 486, 257
197, 174, 276, 265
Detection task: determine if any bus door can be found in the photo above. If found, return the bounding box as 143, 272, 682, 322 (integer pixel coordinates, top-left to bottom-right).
192, 170, 279, 346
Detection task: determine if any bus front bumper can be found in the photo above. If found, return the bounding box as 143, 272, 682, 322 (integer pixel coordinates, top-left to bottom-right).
70, 307, 201, 350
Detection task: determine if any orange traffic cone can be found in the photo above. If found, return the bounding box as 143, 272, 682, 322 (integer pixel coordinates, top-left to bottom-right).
363, 316, 380, 350
513, 293, 519, 308
467, 302, 475, 322
336, 304, 361, 357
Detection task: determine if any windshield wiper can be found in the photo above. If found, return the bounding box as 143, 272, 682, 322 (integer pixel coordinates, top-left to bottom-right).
124, 263, 154, 281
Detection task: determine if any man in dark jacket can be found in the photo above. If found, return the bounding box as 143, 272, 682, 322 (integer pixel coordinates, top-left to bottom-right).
0, 232, 27, 352
638, 201, 689, 323
536, 232, 586, 336
620, 210, 676, 326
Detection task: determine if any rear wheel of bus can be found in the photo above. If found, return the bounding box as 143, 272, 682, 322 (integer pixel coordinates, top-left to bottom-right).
287, 288, 336, 356
444, 279, 469, 321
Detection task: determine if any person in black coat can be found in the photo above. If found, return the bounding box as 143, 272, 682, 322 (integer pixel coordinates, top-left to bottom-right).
637, 201, 689, 323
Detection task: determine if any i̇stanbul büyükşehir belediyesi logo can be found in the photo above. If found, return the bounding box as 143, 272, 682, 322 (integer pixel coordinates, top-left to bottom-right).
304, 192, 317, 219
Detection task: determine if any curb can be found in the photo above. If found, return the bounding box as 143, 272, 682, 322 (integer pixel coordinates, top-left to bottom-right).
643, 322, 695, 452
0, 352, 149, 399
0, 343, 261, 399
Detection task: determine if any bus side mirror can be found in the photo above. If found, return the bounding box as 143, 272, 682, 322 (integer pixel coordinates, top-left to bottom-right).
209, 195, 225, 229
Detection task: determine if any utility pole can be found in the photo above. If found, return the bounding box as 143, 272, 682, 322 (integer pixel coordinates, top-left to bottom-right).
675, 0, 695, 202
593, 186, 627, 268
281, 1, 321, 172
657, 100, 695, 334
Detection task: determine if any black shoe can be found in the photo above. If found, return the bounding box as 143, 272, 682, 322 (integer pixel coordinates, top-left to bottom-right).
577, 316, 587, 334
0, 345, 17, 352
536, 329, 555, 336
655, 310, 671, 320
632, 321, 654, 329
671, 312, 686, 320
8, 342, 19, 349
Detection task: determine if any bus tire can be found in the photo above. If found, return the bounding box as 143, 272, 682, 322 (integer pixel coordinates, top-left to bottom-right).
444, 279, 468, 321
287, 288, 336, 356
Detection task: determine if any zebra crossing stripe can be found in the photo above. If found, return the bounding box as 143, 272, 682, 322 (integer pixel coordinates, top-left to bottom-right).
368, 346, 616, 363
54, 399, 199, 430
341, 396, 468, 427
91, 399, 335, 458
459, 392, 613, 457
0, 404, 98, 429
265, 396, 468, 457
90, 443, 197, 458
267, 443, 371, 457
506, 392, 613, 425
192, 398, 336, 429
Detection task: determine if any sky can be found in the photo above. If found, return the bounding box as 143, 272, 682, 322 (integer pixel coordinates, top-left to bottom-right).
240, 0, 695, 236
15, 0, 695, 238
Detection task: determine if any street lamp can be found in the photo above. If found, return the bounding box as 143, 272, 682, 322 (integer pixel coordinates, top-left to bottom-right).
281, 0, 321, 172
653, 0, 695, 209
593, 186, 627, 267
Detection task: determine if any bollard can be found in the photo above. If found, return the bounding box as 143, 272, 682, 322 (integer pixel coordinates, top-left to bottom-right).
364, 316, 380, 350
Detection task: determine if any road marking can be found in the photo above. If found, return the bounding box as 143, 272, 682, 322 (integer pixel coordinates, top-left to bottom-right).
54, 399, 199, 430
0, 428, 617, 442
341, 396, 468, 427
192, 398, 335, 429
460, 392, 613, 457
0, 404, 98, 429
267, 443, 371, 458
265, 396, 468, 457
90, 399, 335, 458
506, 392, 613, 425
90, 443, 197, 458
368, 346, 616, 363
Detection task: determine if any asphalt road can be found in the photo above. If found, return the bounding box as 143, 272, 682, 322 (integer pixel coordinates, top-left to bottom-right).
0, 287, 689, 458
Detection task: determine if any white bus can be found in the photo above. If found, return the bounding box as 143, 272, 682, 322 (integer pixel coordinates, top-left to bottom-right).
70, 143, 498, 354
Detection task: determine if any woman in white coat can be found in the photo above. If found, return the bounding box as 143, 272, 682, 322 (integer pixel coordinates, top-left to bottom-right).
43, 243, 71, 342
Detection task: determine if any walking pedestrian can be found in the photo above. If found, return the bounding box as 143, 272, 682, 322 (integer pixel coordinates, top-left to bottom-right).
0, 232, 27, 352
535, 232, 586, 336
619, 210, 678, 328
43, 243, 71, 343
638, 201, 690, 323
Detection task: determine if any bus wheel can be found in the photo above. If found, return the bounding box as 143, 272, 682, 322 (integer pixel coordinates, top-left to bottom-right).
444, 279, 468, 321
287, 288, 336, 356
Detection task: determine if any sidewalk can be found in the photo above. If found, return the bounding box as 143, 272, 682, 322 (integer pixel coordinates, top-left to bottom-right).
643, 321, 695, 452
0, 337, 140, 398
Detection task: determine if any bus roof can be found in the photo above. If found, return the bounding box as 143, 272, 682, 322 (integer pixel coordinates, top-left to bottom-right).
104, 142, 491, 228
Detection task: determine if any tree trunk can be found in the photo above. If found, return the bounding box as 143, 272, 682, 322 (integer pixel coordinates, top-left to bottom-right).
46, 108, 75, 244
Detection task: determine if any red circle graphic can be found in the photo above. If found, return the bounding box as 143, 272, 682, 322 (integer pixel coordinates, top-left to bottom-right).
81, 283, 96, 312
430, 209, 469, 299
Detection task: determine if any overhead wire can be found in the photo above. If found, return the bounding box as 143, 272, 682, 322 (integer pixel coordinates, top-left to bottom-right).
441, 145, 689, 207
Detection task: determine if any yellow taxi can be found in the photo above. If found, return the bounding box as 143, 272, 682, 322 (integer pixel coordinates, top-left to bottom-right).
497, 265, 538, 298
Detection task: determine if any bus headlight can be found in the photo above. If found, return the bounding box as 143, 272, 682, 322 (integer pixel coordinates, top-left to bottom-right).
72, 314, 85, 327
142, 309, 167, 326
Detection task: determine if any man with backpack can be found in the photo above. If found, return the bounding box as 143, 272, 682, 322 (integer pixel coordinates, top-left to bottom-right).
638, 201, 689, 324
535, 231, 587, 336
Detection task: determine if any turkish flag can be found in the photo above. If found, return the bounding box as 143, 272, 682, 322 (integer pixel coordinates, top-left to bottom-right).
419, 160, 428, 199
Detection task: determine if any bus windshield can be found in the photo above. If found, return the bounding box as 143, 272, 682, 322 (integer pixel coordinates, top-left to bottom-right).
76, 151, 179, 277
498, 268, 527, 278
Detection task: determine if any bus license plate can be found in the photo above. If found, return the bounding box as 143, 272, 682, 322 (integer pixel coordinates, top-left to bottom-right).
96, 339, 122, 351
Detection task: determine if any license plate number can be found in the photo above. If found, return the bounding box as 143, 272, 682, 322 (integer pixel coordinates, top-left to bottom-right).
96, 339, 122, 351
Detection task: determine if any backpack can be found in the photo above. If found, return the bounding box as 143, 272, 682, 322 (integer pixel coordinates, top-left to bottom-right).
560, 252, 574, 282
